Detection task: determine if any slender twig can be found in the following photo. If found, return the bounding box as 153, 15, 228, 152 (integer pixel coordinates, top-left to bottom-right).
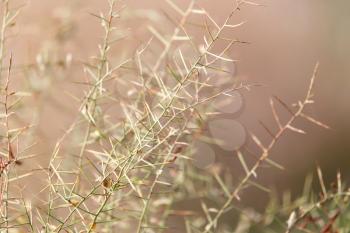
203, 63, 321, 232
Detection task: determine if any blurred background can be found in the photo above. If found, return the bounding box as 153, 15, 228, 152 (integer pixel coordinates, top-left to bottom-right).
7, 0, 350, 211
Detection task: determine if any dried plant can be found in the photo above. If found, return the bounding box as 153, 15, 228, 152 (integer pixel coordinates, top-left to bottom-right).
0, 0, 346, 233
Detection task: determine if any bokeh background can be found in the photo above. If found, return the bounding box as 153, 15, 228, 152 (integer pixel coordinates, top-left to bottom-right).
7, 0, 350, 212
